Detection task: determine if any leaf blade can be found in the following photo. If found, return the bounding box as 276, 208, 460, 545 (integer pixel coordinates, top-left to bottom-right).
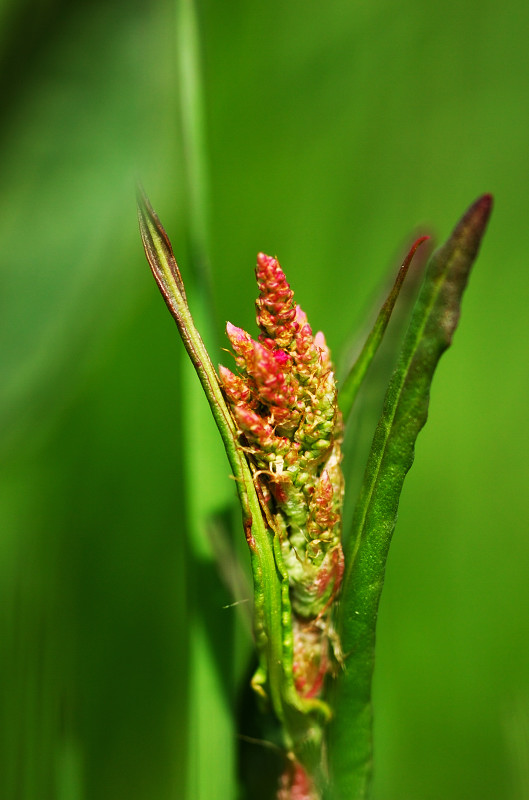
328, 194, 493, 799
339, 236, 429, 422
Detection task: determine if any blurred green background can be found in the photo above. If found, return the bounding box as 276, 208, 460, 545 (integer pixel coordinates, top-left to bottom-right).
1, 0, 528, 798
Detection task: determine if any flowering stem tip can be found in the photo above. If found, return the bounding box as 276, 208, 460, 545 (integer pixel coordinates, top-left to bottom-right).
138, 190, 492, 800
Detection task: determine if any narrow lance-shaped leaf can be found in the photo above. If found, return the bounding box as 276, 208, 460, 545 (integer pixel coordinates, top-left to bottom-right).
339, 236, 429, 422
328, 194, 493, 799
137, 190, 282, 695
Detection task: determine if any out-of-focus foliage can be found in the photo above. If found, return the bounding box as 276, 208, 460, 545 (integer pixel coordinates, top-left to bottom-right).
1, 1, 528, 799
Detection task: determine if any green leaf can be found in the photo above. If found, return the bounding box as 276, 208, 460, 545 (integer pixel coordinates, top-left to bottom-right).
328, 195, 493, 799
339, 236, 429, 422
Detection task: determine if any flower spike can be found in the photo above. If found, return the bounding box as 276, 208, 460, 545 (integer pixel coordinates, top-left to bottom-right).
222, 253, 345, 712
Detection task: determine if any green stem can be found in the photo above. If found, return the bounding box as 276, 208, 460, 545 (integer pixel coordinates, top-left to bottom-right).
176, 0, 211, 280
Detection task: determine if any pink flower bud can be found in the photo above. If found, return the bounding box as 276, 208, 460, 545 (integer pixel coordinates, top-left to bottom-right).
218, 364, 252, 405
225, 321, 255, 359
255, 253, 298, 348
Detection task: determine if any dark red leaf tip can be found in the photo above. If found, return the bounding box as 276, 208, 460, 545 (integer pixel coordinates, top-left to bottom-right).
404, 235, 430, 268
453, 193, 493, 259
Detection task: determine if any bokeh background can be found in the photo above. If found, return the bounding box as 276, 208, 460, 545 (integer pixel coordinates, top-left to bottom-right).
1, 0, 528, 798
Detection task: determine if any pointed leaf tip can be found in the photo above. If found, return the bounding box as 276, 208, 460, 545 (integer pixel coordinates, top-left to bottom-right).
390, 235, 430, 299
453, 193, 493, 259
137, 188, 188, 308
405, 235, 430, 264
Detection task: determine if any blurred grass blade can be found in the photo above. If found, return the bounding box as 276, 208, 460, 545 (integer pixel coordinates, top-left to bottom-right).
177, 0, 211, 277
339, 236, 429, 422
174, 1, 240, 795
328, 194, 493, 799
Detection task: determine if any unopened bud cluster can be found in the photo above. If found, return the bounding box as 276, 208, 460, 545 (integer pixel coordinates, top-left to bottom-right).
220, 253, 344, 698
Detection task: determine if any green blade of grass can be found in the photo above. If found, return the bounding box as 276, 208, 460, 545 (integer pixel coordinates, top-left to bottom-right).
328, 194, 493, 799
